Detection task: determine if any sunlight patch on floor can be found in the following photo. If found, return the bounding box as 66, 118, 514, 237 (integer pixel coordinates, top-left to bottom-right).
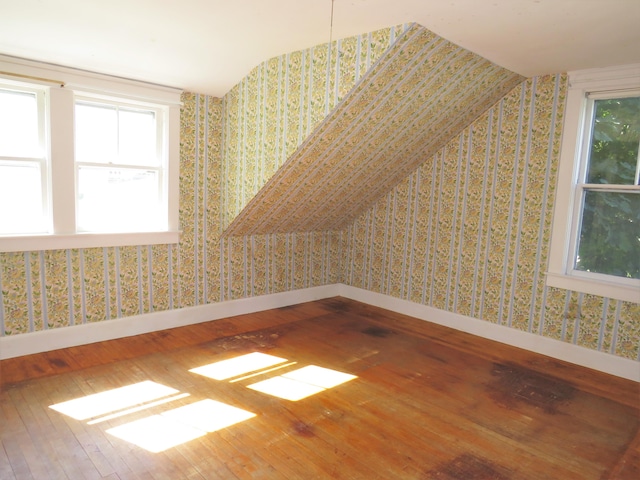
49, 381, 180, 420
189, 352, 288, 380
106, 414, 206, 453
248, 365, 357, 401
106, 399, 256, 452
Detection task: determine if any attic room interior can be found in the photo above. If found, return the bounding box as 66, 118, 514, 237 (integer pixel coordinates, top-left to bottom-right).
0, 0, 639, 478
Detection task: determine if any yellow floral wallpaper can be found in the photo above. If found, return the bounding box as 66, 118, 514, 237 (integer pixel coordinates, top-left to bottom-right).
220, 25, 410, 231
0, 25, 637, 365
224, 24, 524, 236
341, 74, 640, 360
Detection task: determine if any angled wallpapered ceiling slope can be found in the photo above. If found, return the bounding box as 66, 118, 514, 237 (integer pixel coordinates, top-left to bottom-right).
222, 24, 525, 237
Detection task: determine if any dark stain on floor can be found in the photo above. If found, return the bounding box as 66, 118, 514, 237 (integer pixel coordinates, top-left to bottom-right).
361, 326, 394, 338
210, 329, 283, 352
48, 357, 69, 368
291, 421, 315, 438
427, 453, 510, 479
488, 362, 575, 414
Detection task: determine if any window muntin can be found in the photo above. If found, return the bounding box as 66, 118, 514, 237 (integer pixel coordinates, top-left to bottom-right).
0, 85, 48, 234
74, 98, 166, 233
571, 94, 640, 281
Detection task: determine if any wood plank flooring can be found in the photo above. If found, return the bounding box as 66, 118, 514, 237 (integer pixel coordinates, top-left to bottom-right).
1, 297, 638, 479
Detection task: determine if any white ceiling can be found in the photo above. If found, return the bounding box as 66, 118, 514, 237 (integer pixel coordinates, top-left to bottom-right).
1, 0, 639, 97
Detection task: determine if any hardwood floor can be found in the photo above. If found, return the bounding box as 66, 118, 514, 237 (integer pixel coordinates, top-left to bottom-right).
1, 297, 638, 479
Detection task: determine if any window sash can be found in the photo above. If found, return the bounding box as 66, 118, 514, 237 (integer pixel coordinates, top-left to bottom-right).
0, 84, 49, 235
566, 93, 640, 283
74, 98, 162, 168
0, 54, 181, 252
75, 164, 165, 233
547, 64, 640, 302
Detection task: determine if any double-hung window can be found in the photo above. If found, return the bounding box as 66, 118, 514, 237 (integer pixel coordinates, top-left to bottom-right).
0, 55, 181, 252
75, 98, 165, 233
548, 64, 640, 303
0, 83, 47, 235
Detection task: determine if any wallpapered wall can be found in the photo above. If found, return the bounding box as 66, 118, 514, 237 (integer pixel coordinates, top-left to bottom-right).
221, 25, 409, 230
225, 24, 523, 236
341, 74, 640, 361
0, 24, 638, 362
0, 27, 403, 337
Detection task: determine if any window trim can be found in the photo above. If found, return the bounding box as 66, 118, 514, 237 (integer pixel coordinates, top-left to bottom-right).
547, 64, 640, 303
73, 95, 167, 234
0, 55, 181, 252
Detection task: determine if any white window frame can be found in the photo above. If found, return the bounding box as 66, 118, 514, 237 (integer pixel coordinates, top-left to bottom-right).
547, 63, 640, 303
0, 55, 181, 252
73, 95, 167, 234
0, 81, 48, 234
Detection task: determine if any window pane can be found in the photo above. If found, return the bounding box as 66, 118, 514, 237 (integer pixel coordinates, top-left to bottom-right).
77, 166, 163, 233
0, 162, 46, 234
0, 89, 40, 158
75, 103, 118, 164
587, 97, 640, 185
119, 108, 157, 166
575, 190, 640, 279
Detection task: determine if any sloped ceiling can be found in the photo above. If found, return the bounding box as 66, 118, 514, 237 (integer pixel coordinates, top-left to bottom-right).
1, 0, 638, 97
222, 24, 524, 236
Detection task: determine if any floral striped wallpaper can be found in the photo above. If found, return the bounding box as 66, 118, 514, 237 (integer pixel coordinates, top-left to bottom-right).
0, 27, 401, 337
0, 24, 637, 364
225, 24, 524, 236
341, 74, 640, 360
220, 25, 409, 231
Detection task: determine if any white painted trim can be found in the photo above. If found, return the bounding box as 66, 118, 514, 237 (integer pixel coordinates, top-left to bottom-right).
0, 54, 182, 105
1, 282, 637, 382
547, 63, 640, 302
546, 272, 640, 304
338, 285, 640, 382
0, 231, 180, 253
0, 284, 340, 360
0, 56, 182, 248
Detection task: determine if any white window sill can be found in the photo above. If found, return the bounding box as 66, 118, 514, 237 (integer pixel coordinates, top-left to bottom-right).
546, 272, 640, 303
0, 231, 180, 253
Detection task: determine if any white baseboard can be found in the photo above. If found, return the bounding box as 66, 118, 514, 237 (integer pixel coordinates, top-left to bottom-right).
0, 284, 340, 360
1, 282, 637, 382
338, 285, 640, 382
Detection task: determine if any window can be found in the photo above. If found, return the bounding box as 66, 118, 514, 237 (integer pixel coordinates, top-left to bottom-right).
0, 55, 181, 252
75, 99, 165, 233
548, 64, 640, 303
0, 84, 47, 235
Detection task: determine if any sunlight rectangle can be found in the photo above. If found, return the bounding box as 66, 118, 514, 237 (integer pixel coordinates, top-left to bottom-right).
282, 365, 357, 389
49, 381, 180, 420
161, 399, 255, 432
189, 352, 288, 380
107, 415, 206, 453
106, 399, 256, 452
87, 393, 190, 425
247, 376, 325, 401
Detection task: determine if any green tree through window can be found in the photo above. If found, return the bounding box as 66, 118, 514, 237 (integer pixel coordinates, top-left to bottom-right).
576, 96, 640, 279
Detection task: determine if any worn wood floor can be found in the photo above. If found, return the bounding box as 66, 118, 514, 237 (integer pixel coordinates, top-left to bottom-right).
1, 297, 638, 479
